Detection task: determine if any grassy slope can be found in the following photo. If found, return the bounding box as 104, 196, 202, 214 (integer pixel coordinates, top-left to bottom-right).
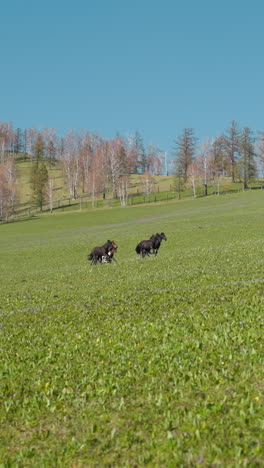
16, 160, 66, 207
15, 159, 175, 207
0, 192, 264, 466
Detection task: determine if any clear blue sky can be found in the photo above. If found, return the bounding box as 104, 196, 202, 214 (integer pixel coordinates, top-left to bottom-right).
1, 0, 264, 153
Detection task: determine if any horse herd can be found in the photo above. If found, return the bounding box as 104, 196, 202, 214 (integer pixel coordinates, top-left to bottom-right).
87, 232, 167, 265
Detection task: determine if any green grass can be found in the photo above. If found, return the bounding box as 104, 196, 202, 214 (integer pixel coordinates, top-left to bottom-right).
0, 192, 264, 467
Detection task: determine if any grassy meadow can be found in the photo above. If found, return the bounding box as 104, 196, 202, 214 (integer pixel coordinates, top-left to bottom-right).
0, 192, 264, 466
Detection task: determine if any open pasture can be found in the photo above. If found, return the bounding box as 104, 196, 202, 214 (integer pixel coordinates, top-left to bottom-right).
0, 192, 264, 467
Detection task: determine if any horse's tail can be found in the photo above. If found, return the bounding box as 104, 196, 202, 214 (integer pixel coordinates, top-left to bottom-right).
87, 252, 93, 261
135, 243, 141, 254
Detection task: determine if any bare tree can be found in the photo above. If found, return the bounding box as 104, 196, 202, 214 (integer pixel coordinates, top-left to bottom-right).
60, 130, 81, 199
79, 132, 101, 193
0, 122, 15, 162
146, 144, 162, 174
117, 176, 129, 206
0, 157, 18, 219
187, 161, 200, 198
107, 136, 128, 197
88, 145, 106, 207
142, 171, 155, 196
24, 128, 38, 159
161, 151, 169, 176
257, 131, 264, 180
196, 138, 213, 196
126, 134, 140, 174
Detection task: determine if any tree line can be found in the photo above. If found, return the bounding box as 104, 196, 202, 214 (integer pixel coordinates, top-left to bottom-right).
0, 120, 264, 220
173, 122, 264, 198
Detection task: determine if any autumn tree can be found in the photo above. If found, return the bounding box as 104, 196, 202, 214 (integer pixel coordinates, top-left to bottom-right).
173, 128, 197, 182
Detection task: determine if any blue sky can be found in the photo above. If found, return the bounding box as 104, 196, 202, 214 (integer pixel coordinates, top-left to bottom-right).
1, 0, 264, 153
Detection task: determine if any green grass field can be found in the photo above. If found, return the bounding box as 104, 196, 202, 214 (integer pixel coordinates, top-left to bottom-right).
0, 192, 264, 467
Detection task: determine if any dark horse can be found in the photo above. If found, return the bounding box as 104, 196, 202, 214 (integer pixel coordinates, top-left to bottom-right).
135, 238, 154, 258
88, 240, 118, 265
150, 232, 167, 255
135, 232, 167, 258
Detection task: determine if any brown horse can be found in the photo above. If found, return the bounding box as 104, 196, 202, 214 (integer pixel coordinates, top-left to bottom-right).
102, 241, 118, 263
88, 240, 118, 265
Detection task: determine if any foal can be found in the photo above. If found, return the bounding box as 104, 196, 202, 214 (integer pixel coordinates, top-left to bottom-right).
104, 241, 118, 263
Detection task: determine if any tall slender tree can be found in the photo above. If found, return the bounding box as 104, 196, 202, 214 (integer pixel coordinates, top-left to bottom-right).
14, 128, 24, 154
239, 127, 256, 189
30, 161, 48, 210
46, 139, 57, 164
173, 128, 197, 182
33, 135, 45, 165
223, 120, 240, 182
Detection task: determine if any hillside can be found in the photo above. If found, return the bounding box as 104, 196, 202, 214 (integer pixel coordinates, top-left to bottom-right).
15, 158, 175, 207
13, 157, 259, 220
